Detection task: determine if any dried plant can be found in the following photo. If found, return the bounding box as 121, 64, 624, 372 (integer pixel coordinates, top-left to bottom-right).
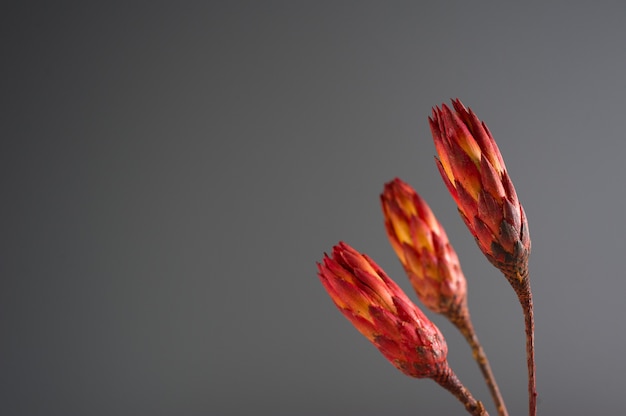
316, 99, 535, 416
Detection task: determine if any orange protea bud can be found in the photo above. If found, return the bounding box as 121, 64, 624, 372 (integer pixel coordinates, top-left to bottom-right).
382, 178, 509, 415
317, 242, 448, 379
429, 99, 530, 279
380, 177, 467, 316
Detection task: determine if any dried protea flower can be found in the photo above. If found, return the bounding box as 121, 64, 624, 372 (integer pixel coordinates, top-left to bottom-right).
317, 242, 488, 415
380, 177, 467, 316
381, 178, 508, 416
317, 241, 448, 378
429, 99, 530, 281
429, 99, 536, 416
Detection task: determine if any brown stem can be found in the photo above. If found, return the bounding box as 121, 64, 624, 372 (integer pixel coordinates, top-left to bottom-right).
433, 365, 489, 416
507, 271, 536, 416
448, 301, 508, 416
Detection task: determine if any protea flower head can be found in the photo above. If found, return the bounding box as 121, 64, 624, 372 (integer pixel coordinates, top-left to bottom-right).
429, 99, 530, 280
380, 178, 467, 316
317, 242, 448, 378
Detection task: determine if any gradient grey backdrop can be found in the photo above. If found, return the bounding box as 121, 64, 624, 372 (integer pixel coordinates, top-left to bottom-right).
3, 2, 625, 415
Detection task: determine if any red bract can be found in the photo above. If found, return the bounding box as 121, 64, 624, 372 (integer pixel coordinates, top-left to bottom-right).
429, 99, 530, 278
317, 242, 448, 378
381, 178, 467, 315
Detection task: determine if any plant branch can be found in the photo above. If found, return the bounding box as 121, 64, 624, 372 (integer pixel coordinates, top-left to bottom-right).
434, 365, 489, 416
448, 301, 508, 416
507, 270, 536, 416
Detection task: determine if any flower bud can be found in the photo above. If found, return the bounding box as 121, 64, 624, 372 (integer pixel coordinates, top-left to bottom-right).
429, 99, 530, 278
317, 242, 448, 378
381, 178, 467, 315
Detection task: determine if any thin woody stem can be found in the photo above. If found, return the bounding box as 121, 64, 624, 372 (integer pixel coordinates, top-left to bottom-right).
448, 301, 508, 416
513, 275, 536, 416
433, 365, 489, 416
503, 268, 536, 416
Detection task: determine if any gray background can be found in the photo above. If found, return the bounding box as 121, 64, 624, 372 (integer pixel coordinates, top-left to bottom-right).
2, 2, 625, 415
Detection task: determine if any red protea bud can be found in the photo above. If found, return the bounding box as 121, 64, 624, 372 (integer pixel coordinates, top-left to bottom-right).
380, 177, 467, 316
317, 242, 448, 378
317, 242, 489, 415
429, 99, 530, 281
430, 99, 536, 416
381, 178, 509, 416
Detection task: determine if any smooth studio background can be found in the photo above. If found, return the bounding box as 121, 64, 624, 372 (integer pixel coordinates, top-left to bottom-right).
3, 2, 625, 415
